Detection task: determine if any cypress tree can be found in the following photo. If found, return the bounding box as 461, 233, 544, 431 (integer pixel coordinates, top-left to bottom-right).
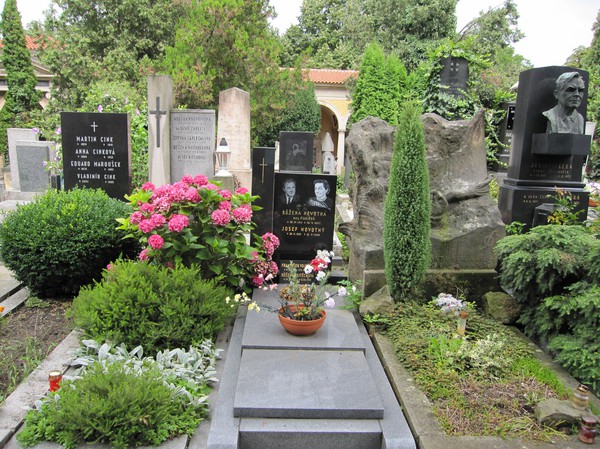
0, 0, 40, 153
351, 41, 407, 126
383, 101, 431, 301
0, 0, 40, 113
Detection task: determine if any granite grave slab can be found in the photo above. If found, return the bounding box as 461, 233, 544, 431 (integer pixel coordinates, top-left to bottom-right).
251, 147, 275, 235
15, 142, 51, 192
279, 131, 314, 172
233, 349, 384, 419
170, 109, 215, 181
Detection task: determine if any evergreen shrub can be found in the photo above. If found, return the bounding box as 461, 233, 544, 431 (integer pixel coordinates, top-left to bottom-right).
383, 101, 431, 300
71, 261, 234, 355
17, 361, 204, 449
0, 188, 137, 297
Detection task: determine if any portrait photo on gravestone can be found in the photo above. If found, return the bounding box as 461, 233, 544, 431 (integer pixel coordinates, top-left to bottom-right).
61, 112, 132, 200
272, 173, 336, 261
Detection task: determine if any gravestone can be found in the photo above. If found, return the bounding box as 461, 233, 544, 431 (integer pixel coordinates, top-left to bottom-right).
273, 172, 336, 264
170, 110, 215, 181
492, 101, 516, 173
279, 131, 314, 172
322, 152, 336, 174
61, 112, 131, 200
251, 147, 276, 236
498, 67, 590, 227
217, 88, 252, 191
15, 142, 52, 192
7, 128, 39, 190
439, 56, 469, 98
148, 75, 174, 186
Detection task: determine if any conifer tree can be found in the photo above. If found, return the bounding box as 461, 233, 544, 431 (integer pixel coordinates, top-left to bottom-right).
0, 0, 40, 114
0, 0, 40, 153
351, 42, 406, 126
383, 101, 431, 300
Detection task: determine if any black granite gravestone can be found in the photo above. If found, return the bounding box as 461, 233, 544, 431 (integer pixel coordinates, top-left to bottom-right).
279, 131, 314, 172
439, 56, 469, 98
251, 147, 275, 236
498, 67, 590, 227
273, 173, 336, 262
61, 112, 131, 200
492, 101, 516, 173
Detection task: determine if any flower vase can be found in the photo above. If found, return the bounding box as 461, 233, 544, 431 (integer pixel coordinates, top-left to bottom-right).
278, 307, 327, 336
457, 311, 468, 337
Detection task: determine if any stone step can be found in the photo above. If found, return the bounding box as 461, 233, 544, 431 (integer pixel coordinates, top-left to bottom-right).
238, 418, 382, 449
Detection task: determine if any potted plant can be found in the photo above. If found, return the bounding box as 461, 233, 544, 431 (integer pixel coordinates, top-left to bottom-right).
238, 250, 357, 335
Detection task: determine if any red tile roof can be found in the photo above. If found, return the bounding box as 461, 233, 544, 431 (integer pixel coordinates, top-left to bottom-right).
304, 69, 358, 85
0, 35, 40, 50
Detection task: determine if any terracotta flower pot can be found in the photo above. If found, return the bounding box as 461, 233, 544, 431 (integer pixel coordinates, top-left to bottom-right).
278, 307, 327, 336
590, 199, 599, 207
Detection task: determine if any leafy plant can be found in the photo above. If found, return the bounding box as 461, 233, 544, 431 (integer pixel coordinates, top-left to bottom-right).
494, 225, 598, 306
546, 189, 586, 225
117, 177, 275, 291
71, 260, 234, 355
17, 360, 206, 449
0, 188, 138, 298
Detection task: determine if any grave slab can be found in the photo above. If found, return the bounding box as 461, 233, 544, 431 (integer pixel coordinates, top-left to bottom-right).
242, 308, 364, 352
233, 349, 384, 419
15, 142, 51, 192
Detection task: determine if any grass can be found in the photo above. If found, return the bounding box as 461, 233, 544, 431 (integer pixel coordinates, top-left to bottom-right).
0, 337, 47, 404
383, 301, 570, 441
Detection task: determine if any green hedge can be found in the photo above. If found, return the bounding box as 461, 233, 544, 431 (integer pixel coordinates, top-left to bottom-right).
0, 188, 137, 297
71, 261, 235, 355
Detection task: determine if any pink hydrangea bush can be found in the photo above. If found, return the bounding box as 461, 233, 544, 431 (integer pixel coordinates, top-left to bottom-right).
117, 177, 277, 290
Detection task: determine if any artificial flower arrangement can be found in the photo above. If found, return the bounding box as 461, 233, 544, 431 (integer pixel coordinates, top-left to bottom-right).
433, 292, 475, 337
235, 250, 359, 321
117, 176, 278, 290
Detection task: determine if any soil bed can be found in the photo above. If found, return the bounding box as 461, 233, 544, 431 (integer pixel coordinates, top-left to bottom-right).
0, 299, 73, 402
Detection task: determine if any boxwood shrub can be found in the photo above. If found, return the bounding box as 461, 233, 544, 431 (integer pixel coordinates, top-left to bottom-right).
0, 188, 138, 297
71, 260, 235, 355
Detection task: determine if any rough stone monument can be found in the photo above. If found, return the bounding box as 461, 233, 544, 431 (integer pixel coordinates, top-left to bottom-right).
340, 114, 504, 298
217, 88, 252, 191
498, 67, 590, 228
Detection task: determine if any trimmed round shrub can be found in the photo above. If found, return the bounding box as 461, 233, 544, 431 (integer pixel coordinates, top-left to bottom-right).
71, 261, 234, 355
0, 188, 138, 297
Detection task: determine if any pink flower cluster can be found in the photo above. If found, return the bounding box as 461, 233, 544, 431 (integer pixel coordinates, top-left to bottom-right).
251, 233, 280, 287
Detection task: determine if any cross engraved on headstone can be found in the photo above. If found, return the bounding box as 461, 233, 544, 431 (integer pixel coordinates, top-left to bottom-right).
149, 96, 167, 147
90, 122, 98, 132
260, 157, 267, 182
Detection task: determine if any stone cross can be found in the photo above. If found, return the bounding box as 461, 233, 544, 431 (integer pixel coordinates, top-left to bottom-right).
149, 96, 167, 147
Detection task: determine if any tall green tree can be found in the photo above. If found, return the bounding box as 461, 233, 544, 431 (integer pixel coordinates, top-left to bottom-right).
279, 0, 371, 69
383, 101, 430, 301
161, 0, 304, 146
351, 42, 406, 126
0, 0, 41, 153
257, 82, 321, 147
281, 0, 457, 71
37, 0, 183, 110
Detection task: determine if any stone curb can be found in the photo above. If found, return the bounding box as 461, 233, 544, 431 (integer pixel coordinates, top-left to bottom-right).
370, 329, 597, 449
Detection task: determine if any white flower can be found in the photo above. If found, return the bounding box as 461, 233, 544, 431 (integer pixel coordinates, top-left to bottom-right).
304, 265, 314, 274
225, 296, 231, 304
316, 271, 326, 281
337, 286, 347, 297
325, 297, 336, 308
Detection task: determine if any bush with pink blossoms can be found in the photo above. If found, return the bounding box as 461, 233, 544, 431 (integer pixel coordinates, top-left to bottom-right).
117, 177, 276, 290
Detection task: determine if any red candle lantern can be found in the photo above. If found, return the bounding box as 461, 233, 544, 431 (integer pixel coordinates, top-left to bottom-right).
48, 370, 62, 392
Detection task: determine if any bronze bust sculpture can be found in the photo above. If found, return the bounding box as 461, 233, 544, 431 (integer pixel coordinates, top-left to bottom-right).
542, 72, 585, 134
